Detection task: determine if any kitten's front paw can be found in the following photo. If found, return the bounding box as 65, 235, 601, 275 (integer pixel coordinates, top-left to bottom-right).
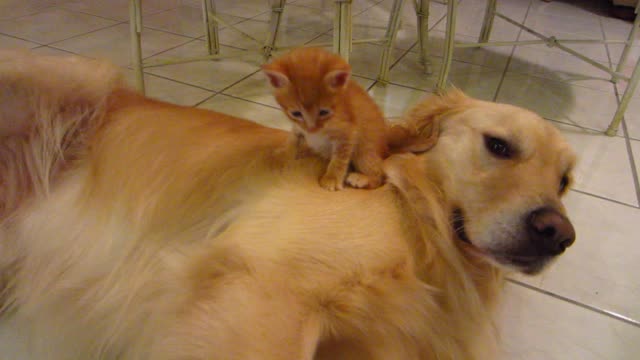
319, 173, 344, 191
346, 172, 383, 189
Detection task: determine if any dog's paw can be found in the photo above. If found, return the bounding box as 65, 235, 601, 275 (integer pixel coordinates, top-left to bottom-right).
319, 173, 344, 191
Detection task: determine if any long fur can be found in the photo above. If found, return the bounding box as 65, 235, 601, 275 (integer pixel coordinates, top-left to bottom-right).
0, 51, 573, 359
0, 50, 124, 220
0, 51, 125, 311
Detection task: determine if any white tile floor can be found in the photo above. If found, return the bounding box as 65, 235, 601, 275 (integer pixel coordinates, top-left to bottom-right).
1, 0, 639, 358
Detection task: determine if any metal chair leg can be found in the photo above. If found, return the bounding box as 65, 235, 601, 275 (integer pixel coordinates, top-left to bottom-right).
436, 0, 457, 90
377, 0, 405, 84
333, 0, 353, 61
607, 51, 640, 136
129, 0, 145, 94
479, 0, 497, 43
203, 0, 220, 55
264, 0, 286, 60
614, 2, 640, 82
606, 2, 640, 135
415, 0, 432, 74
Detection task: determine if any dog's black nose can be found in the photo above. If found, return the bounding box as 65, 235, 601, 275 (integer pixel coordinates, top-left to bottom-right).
527, 207, 575, 256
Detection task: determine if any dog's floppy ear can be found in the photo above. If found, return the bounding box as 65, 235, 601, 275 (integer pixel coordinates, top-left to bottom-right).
388, 89, 470, 154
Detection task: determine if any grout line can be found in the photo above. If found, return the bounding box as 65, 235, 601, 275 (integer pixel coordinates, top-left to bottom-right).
46, 21, 127, 46
111, 7, 309, 102
193, 35, 258, 52
62, 0, 184, 22
420, 45, 618, 93
202, 13, 274, 53
216, 69, 265, 96
361, 40, 419, 89
544, 117, 627, 140
377, 79, 428, 92
352, 0, 388, 17
621, 116, 640, 207
215, 93, 282, 110
109, 0, 407, 92
427, 4, 448, 31
33, 45, 80, 56
290, 0, 383, 15
352, 73, 378, 82
2, 15, 125, 47
507, 278, 640, 329
278, 0, 394, 44
204, 42, 250, 52
44, 44, 89, 57
303, 31, 333, 45
611, 80, 640, 208
138, 37, 201, 60
133, 23, 211, 42
140, 25, 203, 40
57, 8, 134, 23
569, 188, 640, 209
138, 71, 220, 93
62, 10, 257, 51
131, 5, 179, 24
389, 42, 419, 69
496, 66, 623, 92
0, 5, 59, 22
0, 32, 45, 47
492, 0, 533, 102
193, 92, 219, 107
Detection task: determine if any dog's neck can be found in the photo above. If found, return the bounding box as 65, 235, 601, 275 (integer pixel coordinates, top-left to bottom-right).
391, 159, 504, 357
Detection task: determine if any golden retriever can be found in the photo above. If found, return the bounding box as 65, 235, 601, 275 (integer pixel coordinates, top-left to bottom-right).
0, 50, 576, 359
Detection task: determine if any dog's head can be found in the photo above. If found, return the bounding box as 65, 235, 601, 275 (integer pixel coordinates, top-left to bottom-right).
387, 90, 576, 275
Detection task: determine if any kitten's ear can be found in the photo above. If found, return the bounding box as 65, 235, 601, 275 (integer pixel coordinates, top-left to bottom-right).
262, 67, 290, 88
324, 70, 350, 89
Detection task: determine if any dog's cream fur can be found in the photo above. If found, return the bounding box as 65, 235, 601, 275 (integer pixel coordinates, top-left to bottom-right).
0, 51, 575, 359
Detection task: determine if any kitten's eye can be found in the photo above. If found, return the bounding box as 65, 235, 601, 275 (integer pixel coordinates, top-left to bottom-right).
484, 135, 513, 159
318, 109, 332, 117
559, 175, 570, 194
289, 110, 303, 119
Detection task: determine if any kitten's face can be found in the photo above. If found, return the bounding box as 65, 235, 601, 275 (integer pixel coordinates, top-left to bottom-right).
275, 92, 336, 133
262, 48, 351, 133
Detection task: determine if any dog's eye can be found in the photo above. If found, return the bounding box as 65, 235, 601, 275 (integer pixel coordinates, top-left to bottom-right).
318, 109, 332, 117
484, 135, 513, 159
559, 175, 570, 194
289, 110, 303, 119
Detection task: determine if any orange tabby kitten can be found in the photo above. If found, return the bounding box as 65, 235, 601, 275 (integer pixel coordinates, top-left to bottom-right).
262, 47, 388, 191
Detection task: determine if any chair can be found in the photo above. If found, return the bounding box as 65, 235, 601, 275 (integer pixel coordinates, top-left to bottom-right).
414, 0, 640, 136
129, 0, 407, 94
